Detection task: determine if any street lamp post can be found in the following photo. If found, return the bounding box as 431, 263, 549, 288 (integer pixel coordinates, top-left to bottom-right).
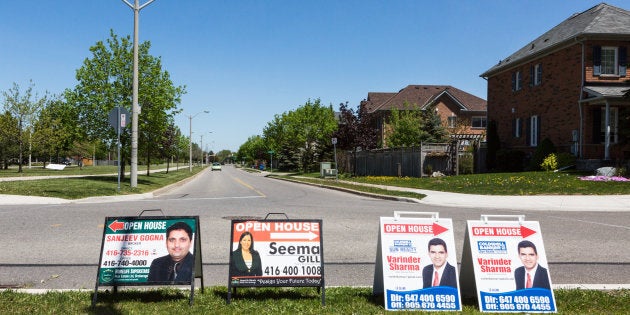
122, 0, 155, 188
189, 110, 209, 172
210, 131, 214, 163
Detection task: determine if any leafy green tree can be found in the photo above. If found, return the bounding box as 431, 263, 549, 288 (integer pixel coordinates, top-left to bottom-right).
263, 99, 337, 172
1, 81, 47, 173
31, 97, 79, 166
215, 149, 233, 163
0, 111, 19, 169
66, 30, 185, 179
159, 122, 181, 173
237, 135, 267, 166
387, 102, 426, 147
386, 102, 448, 147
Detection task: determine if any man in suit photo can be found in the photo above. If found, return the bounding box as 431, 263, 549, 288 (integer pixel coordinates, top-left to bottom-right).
422, 237, 457, 288
147, 221, 195, 282
514, 240, 551, 290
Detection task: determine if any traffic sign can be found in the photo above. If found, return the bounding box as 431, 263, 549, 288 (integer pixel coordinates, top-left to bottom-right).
108, 107, 131, 129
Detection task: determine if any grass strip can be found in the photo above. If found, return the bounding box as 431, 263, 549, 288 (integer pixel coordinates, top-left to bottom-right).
0, 287, 627, 314
0, 167, 203, 199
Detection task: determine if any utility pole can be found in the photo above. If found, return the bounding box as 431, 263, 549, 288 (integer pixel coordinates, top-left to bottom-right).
188, 110, 209, 172
122, 0, 155, 187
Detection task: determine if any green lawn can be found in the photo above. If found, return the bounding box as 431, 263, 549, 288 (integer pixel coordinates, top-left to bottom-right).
290, 171, 630, 195
0, 287, 627, 314
1, 168, 628, 313
0, 164, 203, 199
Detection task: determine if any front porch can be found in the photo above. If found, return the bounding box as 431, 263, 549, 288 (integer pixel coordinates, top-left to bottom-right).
578, 86, 630, 167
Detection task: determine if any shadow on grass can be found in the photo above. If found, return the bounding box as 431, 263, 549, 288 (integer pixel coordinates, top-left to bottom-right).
225, 286, 322, 302
89, 289, 189, 314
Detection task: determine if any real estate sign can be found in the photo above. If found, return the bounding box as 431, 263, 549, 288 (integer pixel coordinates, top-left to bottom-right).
460, 216, 557, 313
373, 212, 462, 311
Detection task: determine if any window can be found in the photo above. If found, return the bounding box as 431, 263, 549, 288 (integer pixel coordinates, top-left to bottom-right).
513, 118, 521, 138
601, 47, 618, 75
600, 107, 618, 144
471, 116, 487, 129
512, 71, 522, 91
594, 46, 627, 76
531, 64, 542, 86
447, 116, 457, 128
529, 115, 539, 147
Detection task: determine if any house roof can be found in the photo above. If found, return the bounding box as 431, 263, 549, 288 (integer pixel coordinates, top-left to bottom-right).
365, 85, 486, 113
361, 92, 397, 112
584, 85, 630, 97
481, 3, 630, 78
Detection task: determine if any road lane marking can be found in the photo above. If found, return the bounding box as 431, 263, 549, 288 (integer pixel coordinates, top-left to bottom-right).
231, 176, 266, 197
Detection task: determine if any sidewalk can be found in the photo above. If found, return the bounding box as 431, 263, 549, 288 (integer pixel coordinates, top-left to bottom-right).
0, 172, 629, 211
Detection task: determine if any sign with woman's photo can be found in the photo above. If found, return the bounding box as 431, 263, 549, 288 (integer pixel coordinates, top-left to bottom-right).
227, 218, 324, 288
459, 216, 557, 313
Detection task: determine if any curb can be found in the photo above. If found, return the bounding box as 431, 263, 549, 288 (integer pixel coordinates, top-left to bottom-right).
266, 175, 423, 203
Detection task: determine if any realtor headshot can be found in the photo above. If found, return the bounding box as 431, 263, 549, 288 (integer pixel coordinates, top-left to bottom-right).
147, 221, 195, 282
230, 231, 263, 277
514, 240, 551, 290
422, 237, 458, 288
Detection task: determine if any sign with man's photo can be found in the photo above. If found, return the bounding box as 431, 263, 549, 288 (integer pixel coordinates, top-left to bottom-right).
96, 216, 201, 285
459, 216, 557, 313
373, 212, 462, 311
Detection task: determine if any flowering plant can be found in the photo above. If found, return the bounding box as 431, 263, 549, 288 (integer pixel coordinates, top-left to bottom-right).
578, 176, 629, 182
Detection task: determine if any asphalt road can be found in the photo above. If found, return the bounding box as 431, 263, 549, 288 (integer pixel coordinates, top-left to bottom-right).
0, 165, 628, 290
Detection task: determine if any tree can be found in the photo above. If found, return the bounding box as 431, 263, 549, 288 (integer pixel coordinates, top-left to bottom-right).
263, 99, 338, 172
420, 104, 448, 143
334, 102, 358, 150
1, 81, 47, 173
159, 122, 181, 173
333, 101, 380, 151
387, 102, 426, 147
386, 102, 448, 147
67, 30, 185, 180
31, 97, 79, 166
237, 135, 267, 166
215, 149, 233, 163
0, 111, 19, 169
356, 102, 379, 150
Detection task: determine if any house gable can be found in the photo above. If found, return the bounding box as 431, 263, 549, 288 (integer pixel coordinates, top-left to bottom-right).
481, 3, 630, 78
481, 2, 630, 164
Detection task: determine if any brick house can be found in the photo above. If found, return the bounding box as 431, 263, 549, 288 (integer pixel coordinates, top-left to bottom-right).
360, 85, 487, 147
480, 3, 630, 166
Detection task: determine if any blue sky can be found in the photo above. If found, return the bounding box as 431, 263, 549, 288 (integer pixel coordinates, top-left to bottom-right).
1, 1, 626, 152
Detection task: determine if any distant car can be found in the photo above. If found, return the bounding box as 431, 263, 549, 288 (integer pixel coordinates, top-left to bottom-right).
211, 162, 222, 171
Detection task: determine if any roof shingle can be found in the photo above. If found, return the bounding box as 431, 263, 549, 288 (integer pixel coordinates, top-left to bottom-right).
481, 3, 630, 77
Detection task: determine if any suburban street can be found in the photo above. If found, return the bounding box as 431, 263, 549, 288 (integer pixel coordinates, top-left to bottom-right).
0, 165, 628, 290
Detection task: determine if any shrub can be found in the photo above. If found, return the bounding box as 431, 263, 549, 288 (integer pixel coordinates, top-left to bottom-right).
458, 154, 474, 174
541, 154, 558, 171
529, 138, 556, 170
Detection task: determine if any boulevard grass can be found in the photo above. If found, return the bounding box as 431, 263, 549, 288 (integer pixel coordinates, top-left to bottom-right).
287, 171, 630, 195
0, 165, 201, 199
0, 287, 628, 314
